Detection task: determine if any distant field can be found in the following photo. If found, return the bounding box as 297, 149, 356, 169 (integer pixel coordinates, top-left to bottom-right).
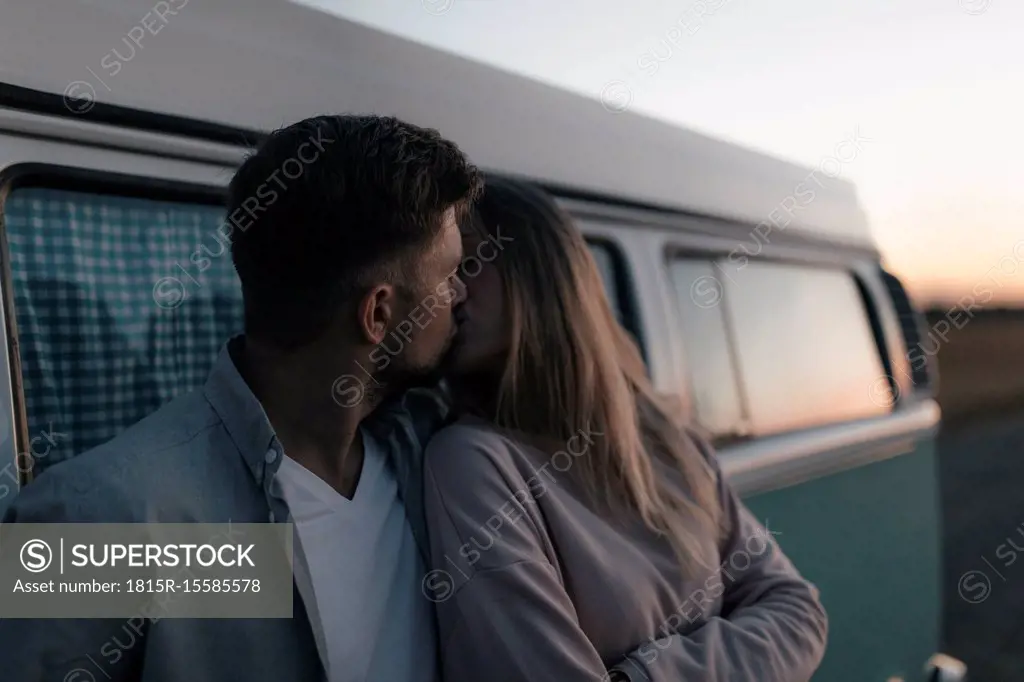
922, 308, 1024, 421
923, 307, 1024, 678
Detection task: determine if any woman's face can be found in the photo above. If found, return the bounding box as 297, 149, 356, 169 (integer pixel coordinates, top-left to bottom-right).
447, 227, 510, 376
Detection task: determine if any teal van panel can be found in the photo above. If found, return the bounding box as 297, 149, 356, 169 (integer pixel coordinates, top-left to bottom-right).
741, 440, 941, 682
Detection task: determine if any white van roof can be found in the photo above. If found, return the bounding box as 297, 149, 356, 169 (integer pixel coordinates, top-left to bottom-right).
0, 0, 874, 247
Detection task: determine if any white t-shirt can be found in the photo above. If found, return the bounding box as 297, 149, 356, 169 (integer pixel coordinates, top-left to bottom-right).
277, 430, 436, 682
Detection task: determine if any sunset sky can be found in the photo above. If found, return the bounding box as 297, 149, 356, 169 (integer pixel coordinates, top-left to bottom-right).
301, 0, 1024, 308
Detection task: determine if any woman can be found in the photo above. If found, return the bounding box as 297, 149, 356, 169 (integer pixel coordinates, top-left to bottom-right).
423, 178, 827, 682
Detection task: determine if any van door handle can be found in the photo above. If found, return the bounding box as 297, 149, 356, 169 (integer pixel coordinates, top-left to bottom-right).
925, 653, 967, 682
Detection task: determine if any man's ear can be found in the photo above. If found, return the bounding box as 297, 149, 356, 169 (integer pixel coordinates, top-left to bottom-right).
357, 284, 395, 345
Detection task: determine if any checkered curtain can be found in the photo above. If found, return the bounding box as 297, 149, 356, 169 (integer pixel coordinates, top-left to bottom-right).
3, 187, 243, 475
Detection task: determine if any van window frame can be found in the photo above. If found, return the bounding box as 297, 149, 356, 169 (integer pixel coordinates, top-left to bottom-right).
583, 234, 648, 365
663, 255, 752, 446
663, 244, 898, 443
0, 162, 228, 487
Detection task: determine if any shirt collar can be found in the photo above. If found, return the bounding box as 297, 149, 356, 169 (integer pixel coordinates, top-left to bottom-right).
203, 335, 279, 483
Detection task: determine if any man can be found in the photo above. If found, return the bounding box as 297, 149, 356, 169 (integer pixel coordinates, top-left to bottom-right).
1, 114, 481, 682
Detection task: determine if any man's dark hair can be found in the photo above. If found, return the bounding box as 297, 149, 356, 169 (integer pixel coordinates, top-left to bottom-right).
227, 114, 483, 349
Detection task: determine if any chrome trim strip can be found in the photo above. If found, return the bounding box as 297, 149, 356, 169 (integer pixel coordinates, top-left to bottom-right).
559, 196, 880, 258
0, 131, 233, 188
0, 107, 248, 166
720, 399, 941, 496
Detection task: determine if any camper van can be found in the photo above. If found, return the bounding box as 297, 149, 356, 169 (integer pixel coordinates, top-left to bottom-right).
0, 1, 962, 680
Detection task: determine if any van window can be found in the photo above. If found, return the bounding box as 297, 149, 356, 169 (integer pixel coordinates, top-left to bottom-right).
587, 238, 648, 365
668, 260, 747, 441
669, 256, 892, 440
2, 185, 243, 475
587, 240, 624, 325
724, 261, 891, 434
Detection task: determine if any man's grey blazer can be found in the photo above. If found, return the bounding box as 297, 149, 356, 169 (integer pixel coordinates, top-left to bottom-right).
0, 339, 446, 682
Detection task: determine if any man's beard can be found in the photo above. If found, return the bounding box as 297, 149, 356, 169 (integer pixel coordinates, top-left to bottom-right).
374, 334, 455, 396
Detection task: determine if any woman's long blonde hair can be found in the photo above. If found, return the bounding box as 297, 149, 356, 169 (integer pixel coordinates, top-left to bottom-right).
465, 177, 725, 573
